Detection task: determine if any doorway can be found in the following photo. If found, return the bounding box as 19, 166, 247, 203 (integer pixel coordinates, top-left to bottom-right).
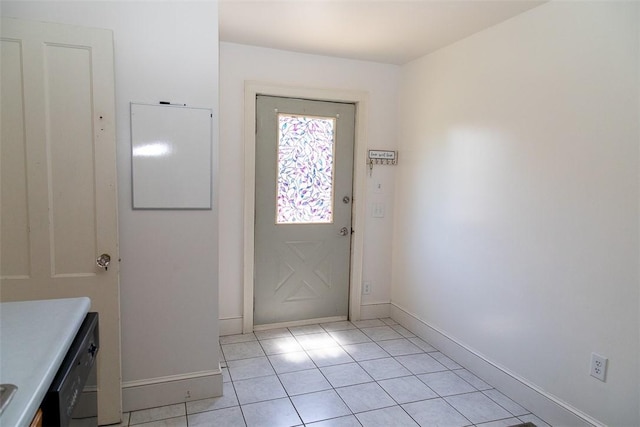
254, 96, 355, 326
243, 83, 368, 333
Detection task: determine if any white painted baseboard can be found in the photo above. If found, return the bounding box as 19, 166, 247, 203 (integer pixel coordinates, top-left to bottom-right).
390, 303, 602, 427
220, 316, 243, 336
360, 302, 391, 320
122, 369, 223, 413
221, 304, 391, 335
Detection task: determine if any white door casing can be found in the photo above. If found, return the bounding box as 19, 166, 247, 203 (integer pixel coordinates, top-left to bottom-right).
0, 17, 122, 424
254, 96, 355, 326
243, 82, 369, 333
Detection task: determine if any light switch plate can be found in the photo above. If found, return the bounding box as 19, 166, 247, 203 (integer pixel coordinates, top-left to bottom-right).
372, 203, 385, 218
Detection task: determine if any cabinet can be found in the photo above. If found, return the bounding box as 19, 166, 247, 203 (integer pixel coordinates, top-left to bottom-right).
29, 409, 42, 427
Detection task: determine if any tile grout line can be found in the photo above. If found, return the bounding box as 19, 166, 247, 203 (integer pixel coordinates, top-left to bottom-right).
291, 322, 359, 425
230, 371, 249, 427
245, 320, 439, 425
317, 321, 381, 426
213, 318, 548, 426
127, 317, 546, 427
256, 327, 312, 426
311, 320, 456, 425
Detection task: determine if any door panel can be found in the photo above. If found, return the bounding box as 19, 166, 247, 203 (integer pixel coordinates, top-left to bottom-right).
254, 96, 355, 325
1, 39, 30, 278
46, 44, 97, 276
0, 17, 121, 425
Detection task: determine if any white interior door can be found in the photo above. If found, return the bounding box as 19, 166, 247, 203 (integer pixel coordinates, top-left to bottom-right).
254, 96, 355, 326
0, 17, 121, 425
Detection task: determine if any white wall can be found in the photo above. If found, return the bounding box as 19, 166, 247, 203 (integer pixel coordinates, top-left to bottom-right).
394, 2, 639, 426
219, 43, 399, 333
1, 1, 221, 410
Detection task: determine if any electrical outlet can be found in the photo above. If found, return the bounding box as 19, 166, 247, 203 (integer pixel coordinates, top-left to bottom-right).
362, 281, 371, 295
590, 353, 607, 382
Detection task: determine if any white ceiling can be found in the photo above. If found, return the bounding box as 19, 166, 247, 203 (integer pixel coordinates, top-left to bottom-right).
219, 0, 546, 65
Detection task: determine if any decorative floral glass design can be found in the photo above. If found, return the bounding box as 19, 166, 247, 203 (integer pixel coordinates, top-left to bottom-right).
276, 113, 336, 224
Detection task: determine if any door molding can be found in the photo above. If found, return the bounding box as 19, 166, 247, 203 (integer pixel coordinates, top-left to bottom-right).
243, 81, 368, 333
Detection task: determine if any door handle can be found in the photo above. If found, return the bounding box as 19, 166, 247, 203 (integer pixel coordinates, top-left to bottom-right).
96, 253, 111, 271
339, 227, 349, 236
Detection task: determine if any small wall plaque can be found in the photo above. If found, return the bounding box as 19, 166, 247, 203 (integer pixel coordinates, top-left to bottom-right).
368, 150, 397, 163
367, 150, 397, 175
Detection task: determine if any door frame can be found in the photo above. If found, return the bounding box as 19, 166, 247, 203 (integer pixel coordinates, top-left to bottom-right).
243, 81, 368, 333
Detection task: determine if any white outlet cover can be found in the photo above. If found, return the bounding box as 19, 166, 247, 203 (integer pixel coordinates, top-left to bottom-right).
362, 281, 371, 295
372, 203, 385, 218
590, 352, 607, 382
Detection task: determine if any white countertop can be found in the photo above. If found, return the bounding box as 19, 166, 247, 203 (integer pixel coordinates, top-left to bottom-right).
0, 297, 91, 427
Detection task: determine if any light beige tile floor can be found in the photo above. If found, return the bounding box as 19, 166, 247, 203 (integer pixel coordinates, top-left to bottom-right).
117, 318, 551, 427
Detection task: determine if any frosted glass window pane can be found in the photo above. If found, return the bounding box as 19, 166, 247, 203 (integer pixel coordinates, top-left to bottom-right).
277, 114, 335, 224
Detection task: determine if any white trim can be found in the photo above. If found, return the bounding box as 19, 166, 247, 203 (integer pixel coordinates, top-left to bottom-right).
390, 302, 603, 427
122, 369, 221, 388
253, 316, 347, 331
122, 370, 222, 413
360, 302, 391, 320
219, 316, 243, 336
243, 81, 369, 333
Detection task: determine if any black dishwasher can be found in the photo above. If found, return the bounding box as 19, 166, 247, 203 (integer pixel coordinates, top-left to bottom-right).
41, 313, 99, 427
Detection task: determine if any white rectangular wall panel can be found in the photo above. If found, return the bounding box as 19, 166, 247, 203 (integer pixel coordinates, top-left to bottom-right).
131, 103, 212, 209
